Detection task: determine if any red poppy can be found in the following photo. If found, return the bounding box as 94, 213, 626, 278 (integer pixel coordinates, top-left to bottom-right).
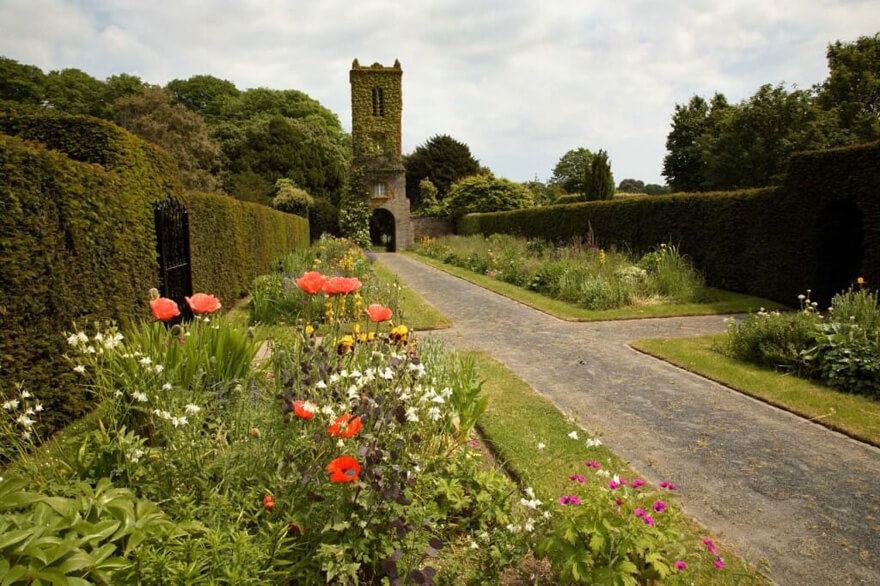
323, 277, 362, 295
327, 456, 361, 482
293, 400, 316, 420
327, 414, 362, 438
365, 304, 393, 323
150, 297, 180, 321
296, 271, 326, 295
186, 293, 222, 314
263, 494, 275, 511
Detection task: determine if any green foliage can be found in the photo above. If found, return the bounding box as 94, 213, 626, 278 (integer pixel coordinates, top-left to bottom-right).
166, 74, 240, 119
338, 167, 372, 246
720, 309, 818, 374
554, 194, 585, 205
310, 198, 340, 241
0, 57, 46, 104
114, 87, 222, 192
44, 68, 109, 117
617, 178, 645, 193
818, 33, 880, 144
215, 87, 342, 132
584, 149, 614, 201
644, 183, 671, 196
444, 174, 534, 218
404, 134, 481, 205
522, 178, 562, 206
803, 321, 880, 398
550, 147, 592, 194
419, 177, 439, 206
271, 178, 314, 217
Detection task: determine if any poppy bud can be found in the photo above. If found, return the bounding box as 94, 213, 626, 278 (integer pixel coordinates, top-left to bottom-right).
148, 288, 160, 300
263, 494, 275, 511
250, 428, 260, 438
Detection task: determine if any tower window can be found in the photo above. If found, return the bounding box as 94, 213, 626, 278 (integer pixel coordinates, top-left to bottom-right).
372, 182, 386, 198
371, 87, 385, 117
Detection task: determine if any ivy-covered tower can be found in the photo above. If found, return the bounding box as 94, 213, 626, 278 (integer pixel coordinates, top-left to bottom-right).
350, 59, 413, 251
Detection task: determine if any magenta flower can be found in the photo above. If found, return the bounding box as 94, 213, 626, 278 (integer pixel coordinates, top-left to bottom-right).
713, 558, 725, 569
702, 538, 717, 555
558, 495, 581, 506
653, 500, 667, 513
469, 439, 479, 448
630, 478, 645, 488
584, 460, 601, 469
674, 561, 687, 571
643, 514, 655, 526
614, 498, 624, 506
633, 508, 647, 517
658, 481, 678, 490
569, 474, 586, 482
607, 480, 620, 490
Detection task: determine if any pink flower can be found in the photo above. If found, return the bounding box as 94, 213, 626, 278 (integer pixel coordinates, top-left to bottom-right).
633, 508, 647, 517
607, 480, 620, 490
653, 500, 667, 513
568, 474, 586, 482
558, 495, 581, 506
614, 498, 624, 506
630, 478, 645, 488
674, 561, 687, 571
714, 558, 725, 569
643, 514, 655, 526
702, 538, 717, 555
658, 481, 678, 490
584, 460, 601, 469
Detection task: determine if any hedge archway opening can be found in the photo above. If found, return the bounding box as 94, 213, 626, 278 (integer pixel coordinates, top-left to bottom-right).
816, 200, 864, 305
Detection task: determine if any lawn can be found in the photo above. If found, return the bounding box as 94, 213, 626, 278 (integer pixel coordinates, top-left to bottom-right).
469, 351, 769, 584
407, 252, 784, 321
631, 335, 880, 447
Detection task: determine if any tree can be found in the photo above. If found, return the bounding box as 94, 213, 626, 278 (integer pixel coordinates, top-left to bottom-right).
404, 134, 481, 206
818, 33, 880, 143
584, 150, 614, 200
272, 179, 314, 217
218, 114, 347, 205
114, 87, 222, 192
522, 178, 560, 206
214, 87, 341, 132
617, 178, 645, 193
662, 96, 710, 191
418, 178, 439, 206
444, 174, 535, 218
166, 74, 240, 120
643, 184, 671, 196
0, 57, 45, 103
549, 148, 592, 194
44, 68, 108, 116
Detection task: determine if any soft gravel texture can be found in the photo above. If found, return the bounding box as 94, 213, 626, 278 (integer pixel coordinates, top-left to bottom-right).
379, 252, 880, 586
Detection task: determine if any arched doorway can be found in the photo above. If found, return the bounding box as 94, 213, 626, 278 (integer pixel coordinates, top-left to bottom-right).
370, 208, 397, 252
816, 200, 864, 305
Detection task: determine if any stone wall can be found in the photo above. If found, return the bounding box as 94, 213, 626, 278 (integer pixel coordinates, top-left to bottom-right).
411, 216, 454, 241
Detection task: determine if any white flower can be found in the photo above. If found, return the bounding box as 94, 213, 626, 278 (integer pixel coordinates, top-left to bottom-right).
129, 449, 145, 463
329, 374, 339, 383
316, 381, 328, 389
132, 392, 148, 402
94, 332, 104, 342
506, 524, 521, 534
77, 332, 88, 343
537, 442, 546, 450
428, 406, 442, 421
73, 365, 86, 374
613, 474, 621, 484
114, 390, 123, 398
350, 370, 362, 379
524, 520, 535, 533
470, 540, 479, 549
399, 392, 411, 402
24, 408, 35, 416
153, 365, 164, 374
3, 400, 19, 410
542, 511, 552, 519
567, 431, 579, 440
85, 346, 96, 354
171, 416, 188, 427
139, 357, 152, 366
381, 368, 394, 380
520, 498, 542, 510
184, 404, 201, 414
798, 294, 806, 300
21, 431, 31, 441
20, 390, 31, 399
585, 438, 603, 448
597, 469, 610, 478
34, 403, 43, 412
525, 486, 535, 498
405, 407, 420, 423
66, 334, 80, 346
16, 414, 35, 428
162, 383, 172, 390
337, 439, 345, 448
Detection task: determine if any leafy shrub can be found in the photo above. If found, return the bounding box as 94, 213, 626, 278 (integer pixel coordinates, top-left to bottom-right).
444, 175, 535, 218
828, 287, 880, 332
719, 309, 818, 373
309, 198, 340, 241
802, 322, 880, 398
271, 178, 314, 217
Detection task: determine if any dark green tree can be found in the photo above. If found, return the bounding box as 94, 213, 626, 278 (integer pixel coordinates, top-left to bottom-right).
0, 57, 46, 103
404, 134, 481, 206
549, 147, 592, 194
166, 74, 240, 119
44, 68, 108, 116
662, 96, 710, 191
818, 33, 880, 143
444, 174, 535, 218
584, 150, 614, 201
643, 184, 671, 195
617, 178, 645, 193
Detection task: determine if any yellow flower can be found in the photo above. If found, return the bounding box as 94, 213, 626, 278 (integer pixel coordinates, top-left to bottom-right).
305, 325, 315, 336
353, 323, 361, 335
390, 325, 409, 344
337, 335, 354, 354
857, 276, 866, 286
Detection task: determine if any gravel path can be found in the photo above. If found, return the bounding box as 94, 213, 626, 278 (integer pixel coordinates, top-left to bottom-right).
379, 253, 880, 586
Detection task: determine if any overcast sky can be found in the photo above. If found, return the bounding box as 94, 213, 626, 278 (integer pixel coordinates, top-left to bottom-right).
1, 1, 878, 184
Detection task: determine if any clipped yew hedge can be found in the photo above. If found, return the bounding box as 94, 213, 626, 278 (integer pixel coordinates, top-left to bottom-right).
461, 141, 880, 305
0, 110, 307, 433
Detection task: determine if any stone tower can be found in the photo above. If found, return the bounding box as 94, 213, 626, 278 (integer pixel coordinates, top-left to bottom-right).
350, 59, 413, 251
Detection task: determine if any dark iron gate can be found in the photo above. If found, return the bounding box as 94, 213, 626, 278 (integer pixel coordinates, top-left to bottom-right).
154, 197, 194, 323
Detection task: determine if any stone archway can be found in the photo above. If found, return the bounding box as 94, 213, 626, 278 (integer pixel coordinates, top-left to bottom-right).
370, 208, 396, 251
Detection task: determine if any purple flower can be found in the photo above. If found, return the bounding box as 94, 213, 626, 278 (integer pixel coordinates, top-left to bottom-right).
643, 514, 655, 526
607, 480, 620, 490
469, 439, 479, 448
630, 478, 645, 488
713, 558, 725, 569
658, 481, 678, 491
653, 500, 667, 513
568, 474, 586, 483
584, 460, 601, 469
702, 538, 717, 555
633, 508, 647, 517
674, 561, 687, 571
558, 495, 581, 506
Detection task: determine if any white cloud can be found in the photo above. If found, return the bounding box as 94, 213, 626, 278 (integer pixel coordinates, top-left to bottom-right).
1, 0, 877, 184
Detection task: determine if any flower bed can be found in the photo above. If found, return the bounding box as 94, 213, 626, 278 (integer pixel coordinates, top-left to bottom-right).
413, 234, 708, 311
719, 285, 880, 398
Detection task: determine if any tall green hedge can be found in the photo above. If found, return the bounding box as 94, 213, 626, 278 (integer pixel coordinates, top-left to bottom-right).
182, 191, 308, 304
460, 141, 880, 305
1, 110, 308, 434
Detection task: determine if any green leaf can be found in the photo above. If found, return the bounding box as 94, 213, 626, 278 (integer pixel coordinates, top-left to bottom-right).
0, 529, 32, 550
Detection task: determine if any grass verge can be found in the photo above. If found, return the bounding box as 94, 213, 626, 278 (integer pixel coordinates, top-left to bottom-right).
469, 351, 768, 584
405, 252, 785, 321
631, 335, 880, 447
